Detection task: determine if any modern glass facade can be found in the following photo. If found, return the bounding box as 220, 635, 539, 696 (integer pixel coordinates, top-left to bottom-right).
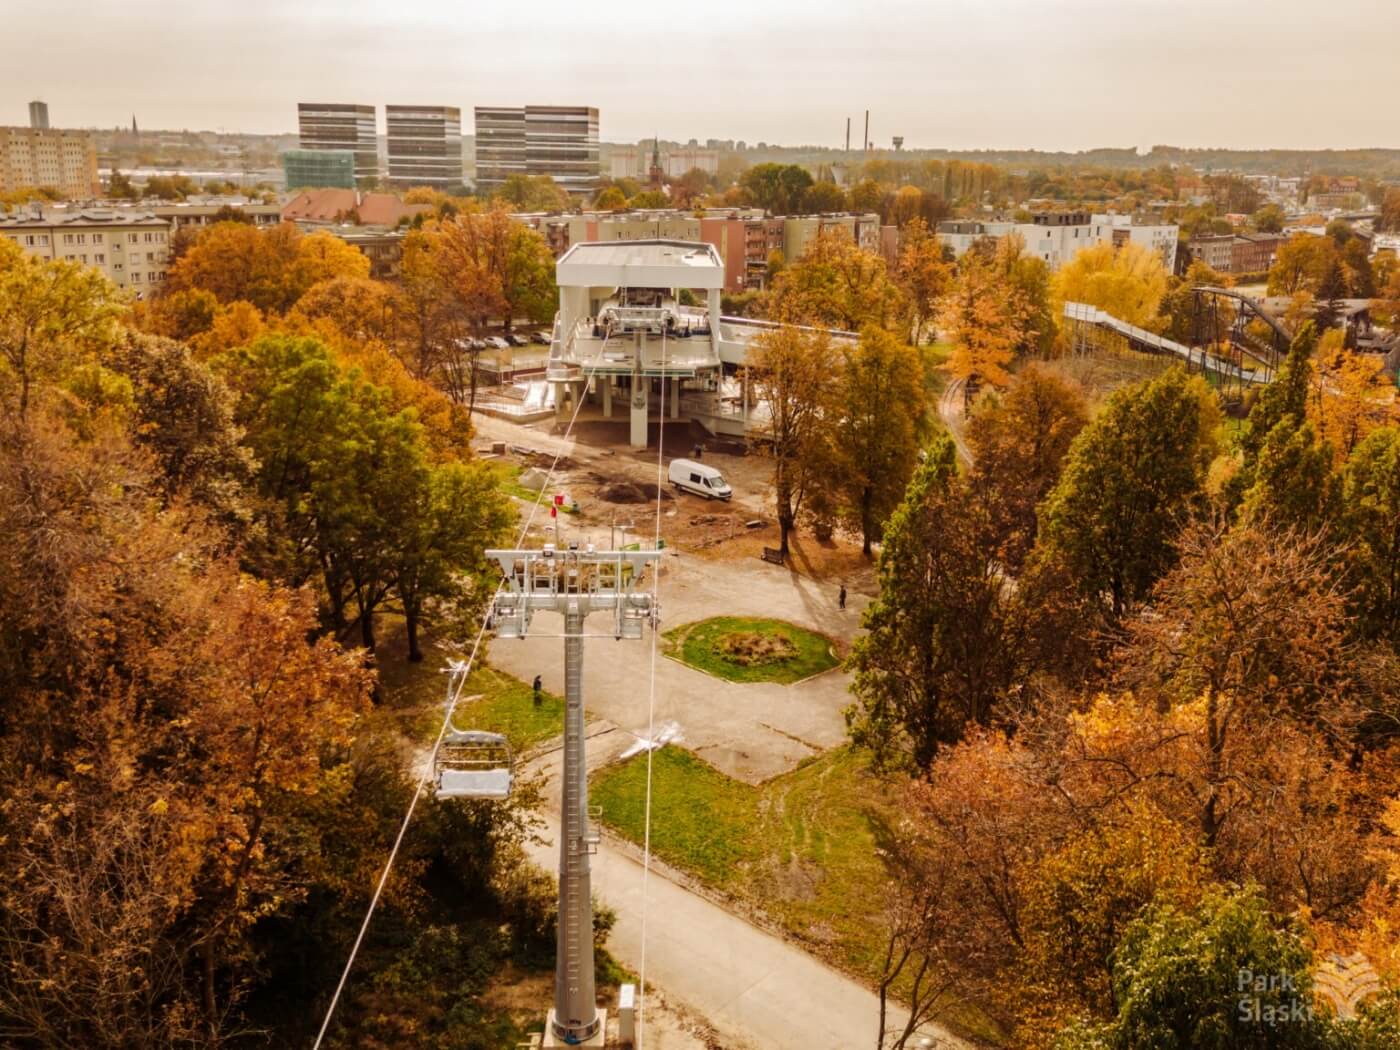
386, 105, 463, 189
282, 148, 356, 190
473, 105, 598, 197
296, 103, 378, 187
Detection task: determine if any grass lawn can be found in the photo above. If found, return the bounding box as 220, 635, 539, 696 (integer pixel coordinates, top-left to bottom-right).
375, 636, 567, 753
662, 616, 838, 684
488, 461, 579, 512
590, 745, 1005, 1044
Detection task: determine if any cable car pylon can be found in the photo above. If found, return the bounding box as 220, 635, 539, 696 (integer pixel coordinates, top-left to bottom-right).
486, 542, 659, 1045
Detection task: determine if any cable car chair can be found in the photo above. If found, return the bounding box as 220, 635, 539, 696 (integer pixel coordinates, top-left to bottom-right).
434, 729, 513, 801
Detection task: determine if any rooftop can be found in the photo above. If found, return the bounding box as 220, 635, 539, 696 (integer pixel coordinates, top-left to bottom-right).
556, 239, 725, 289
0, 208, 167, 228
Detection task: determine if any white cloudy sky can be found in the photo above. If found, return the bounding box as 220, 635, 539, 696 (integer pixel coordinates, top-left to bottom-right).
5, 0, 1397, 150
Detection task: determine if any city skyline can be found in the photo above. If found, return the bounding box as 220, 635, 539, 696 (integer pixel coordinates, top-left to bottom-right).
6, 0, 1399, 152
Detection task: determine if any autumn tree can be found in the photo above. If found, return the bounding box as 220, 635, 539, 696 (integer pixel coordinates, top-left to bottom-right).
0, 237, 122, 418
833, 325, 928, 555
966, 364, 1089, 568
1054, 239, 1169, 330
747, 324, 839, 558
740, 162, 814, 214
1341, 426, 1400, 645
494, 173, 570, 212
393, 460, 512, 661
895, 217, 952, 345
765, 229, 906, 332
847, 436, 1028, 767
1037, 367, 1221, 623
940, 242, 1026, 399
1268, 232, 1342, 297
166, 221, 369, 315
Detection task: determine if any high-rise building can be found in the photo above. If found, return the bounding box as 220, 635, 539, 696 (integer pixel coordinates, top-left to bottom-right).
0, 127, 99, 198
296, 103, 378, 187
385, 105, 462, 189
282, 148, 356, 190
28, 101, 48, 130
473, 106, 527, 192
474, 105, 598, 196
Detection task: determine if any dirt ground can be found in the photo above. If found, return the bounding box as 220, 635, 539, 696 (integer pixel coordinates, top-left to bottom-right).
476, 411, 880, 597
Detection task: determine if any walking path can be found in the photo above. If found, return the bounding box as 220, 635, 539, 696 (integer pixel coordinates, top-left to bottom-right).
523, 811, 966, 1050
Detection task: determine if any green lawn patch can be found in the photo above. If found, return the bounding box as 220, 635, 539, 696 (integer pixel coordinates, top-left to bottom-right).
663, 616, 837, 684
590, 748, 760, 884
488, 461, 579, 512
376, 645, 566, 753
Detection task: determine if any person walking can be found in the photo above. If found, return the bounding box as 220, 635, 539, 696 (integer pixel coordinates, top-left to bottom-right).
838, 584, 847, 611
533, 674, 543, 707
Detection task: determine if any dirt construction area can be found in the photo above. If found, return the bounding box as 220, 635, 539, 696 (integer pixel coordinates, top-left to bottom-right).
470, 409, 877, 784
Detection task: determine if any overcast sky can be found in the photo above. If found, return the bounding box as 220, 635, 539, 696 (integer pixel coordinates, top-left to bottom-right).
6, 0, 1397, 151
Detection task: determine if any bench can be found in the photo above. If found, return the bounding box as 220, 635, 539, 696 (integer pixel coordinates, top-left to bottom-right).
760, 546, 785, 566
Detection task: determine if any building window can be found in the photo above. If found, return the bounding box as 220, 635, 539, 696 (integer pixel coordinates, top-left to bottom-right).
93, 233, 103, 244
63, 234, 74, 245
95, 253, 105, 264
38, 235, 48, 246
131, 272, 141, 282
128, 233, 138, 244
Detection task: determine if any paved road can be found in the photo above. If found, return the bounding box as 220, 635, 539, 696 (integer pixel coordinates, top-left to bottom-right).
523, 811, 966, 1050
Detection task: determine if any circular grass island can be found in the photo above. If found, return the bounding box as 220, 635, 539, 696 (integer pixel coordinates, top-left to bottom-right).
662, 616, 839, 684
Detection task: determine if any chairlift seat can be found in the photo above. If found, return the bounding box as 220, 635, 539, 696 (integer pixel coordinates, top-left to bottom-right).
435, 730, 513, 801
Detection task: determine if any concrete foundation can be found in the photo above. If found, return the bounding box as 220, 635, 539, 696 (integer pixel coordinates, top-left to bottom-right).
541, 1009, 607, 1047
629, 380, 648, 449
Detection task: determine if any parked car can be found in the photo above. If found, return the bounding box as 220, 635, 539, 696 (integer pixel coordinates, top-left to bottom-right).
469, 338, 488, 351
668, 458, 732, 500
490, 336, 511, 350
506, 333, 528, 347
531, 330, 551, 345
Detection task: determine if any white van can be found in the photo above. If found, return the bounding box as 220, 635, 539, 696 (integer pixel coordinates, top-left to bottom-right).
668, 458, 732, 501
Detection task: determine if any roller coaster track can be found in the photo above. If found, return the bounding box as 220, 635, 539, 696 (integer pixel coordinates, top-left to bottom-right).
1062, 302, 1268, 386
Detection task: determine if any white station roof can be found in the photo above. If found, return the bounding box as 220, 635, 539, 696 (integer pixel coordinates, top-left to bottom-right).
556, 239, 725, 290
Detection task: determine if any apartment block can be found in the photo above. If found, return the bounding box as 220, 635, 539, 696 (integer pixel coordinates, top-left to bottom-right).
474, 105, 598, 195
28, 101, 48, 130
283, 147, 356, 190
0, 208, 170, 293
1190, 232, 1284, 275
936, 211, 1179, 272
521, 207, 886, 293
609, 146, 720, 180
0, 127, 99, 199
297, 103, 378, 187
386, 105, 463, 189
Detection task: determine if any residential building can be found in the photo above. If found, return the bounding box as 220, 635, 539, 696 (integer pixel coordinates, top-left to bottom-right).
38, 197, 282, 234
1189, 232, 1284, 275
609, 146, 720, 180
0, 208, 170, 292
296, 103, 378, 187
936, 211, 1179, 272
28, 101, 48, 130
283, 147, 356, 190
321, 226, 407, 278
520, 207, 888, 292
0, 127, 99, 198
474, 105, 599, 196
386, 105, 463, 189
281, 187, 430, 227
